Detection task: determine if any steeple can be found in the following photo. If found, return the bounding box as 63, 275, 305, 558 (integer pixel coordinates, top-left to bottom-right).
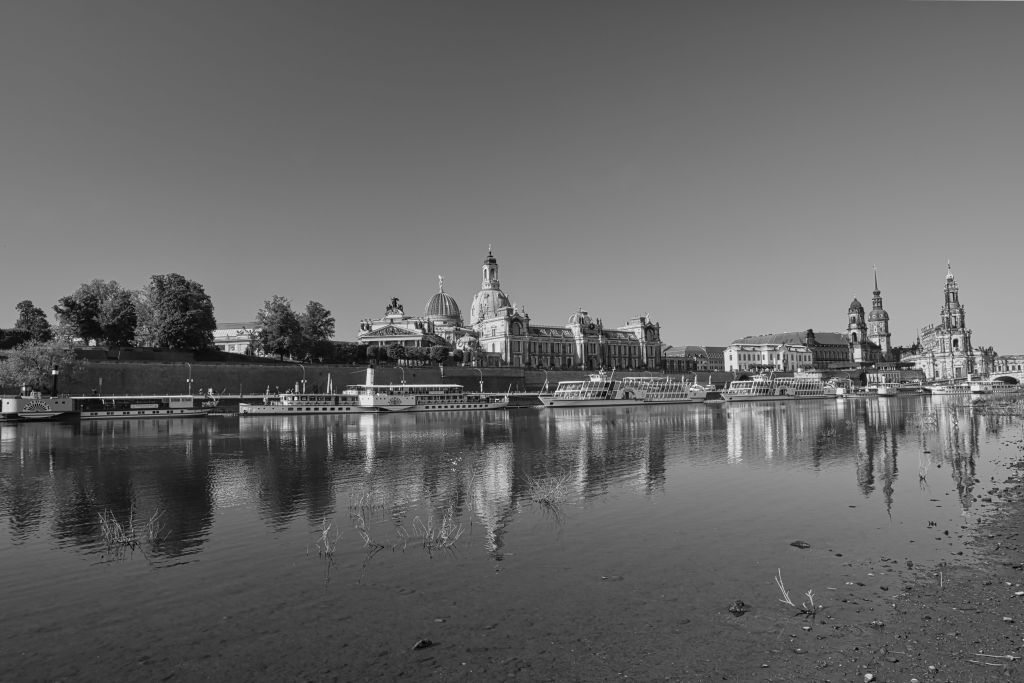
481, 246, 500, 290
867, 266, 891, 357
940, 261, 964, 330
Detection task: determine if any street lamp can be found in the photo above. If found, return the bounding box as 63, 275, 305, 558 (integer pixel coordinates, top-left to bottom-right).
51, 366, 59, 396
299, 364, 307, 393
473, 367, 484, 393
186, 362, 193, 395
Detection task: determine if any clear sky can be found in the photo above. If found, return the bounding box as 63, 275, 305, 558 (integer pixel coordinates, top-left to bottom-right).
3, 1, 1023, 352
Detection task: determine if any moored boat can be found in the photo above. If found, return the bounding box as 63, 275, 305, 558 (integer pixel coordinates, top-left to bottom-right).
537, 371, 707, 408
723, 374, 839, 403
239, 390, 370, 416
1, 392, 76, 421
929, 382, 972, 396
72, 394, 215, 419
351, 366, 508, 412
970, 379, 1022, 396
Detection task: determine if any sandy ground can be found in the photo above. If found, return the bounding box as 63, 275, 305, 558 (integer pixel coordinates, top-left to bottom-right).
726, 461, 1024, 683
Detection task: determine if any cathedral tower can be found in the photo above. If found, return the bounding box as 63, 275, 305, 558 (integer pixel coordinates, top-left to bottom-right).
939, 262, 973, 372
866, 268, 892, 358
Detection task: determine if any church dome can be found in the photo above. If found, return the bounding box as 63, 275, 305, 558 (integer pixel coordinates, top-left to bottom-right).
424, 276, 462, 325
848, 298, 863, 313
470, 289, 510, 323
867, 307, 889, 322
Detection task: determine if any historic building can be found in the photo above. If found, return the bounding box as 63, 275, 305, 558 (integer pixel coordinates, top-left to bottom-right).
356, 249, 663, 370
727, 330, 852, 370
723, 339, 813, 372
213, 322, 259, 355
662, 345, 726, 373
356, 277, 477, 353
846, 270, 892, 364
902, 263, 996, 381
468, 249, 662, 369
727, 270, 896, 371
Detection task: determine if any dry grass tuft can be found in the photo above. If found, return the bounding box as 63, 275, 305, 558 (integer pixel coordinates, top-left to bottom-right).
775, 568, 819, 617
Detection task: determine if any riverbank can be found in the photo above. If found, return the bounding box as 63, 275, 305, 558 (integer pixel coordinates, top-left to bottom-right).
736, 440, 1024, 682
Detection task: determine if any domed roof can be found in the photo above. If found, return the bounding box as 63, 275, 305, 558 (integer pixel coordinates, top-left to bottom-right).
848, 298, 863, 312
470, 289, 510, 323
424, 276, 462, 325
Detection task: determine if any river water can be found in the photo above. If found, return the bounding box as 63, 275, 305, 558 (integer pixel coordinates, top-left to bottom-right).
2, 395, 1021, 680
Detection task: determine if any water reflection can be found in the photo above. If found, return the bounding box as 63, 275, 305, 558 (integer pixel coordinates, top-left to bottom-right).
1, 397, 1019, 563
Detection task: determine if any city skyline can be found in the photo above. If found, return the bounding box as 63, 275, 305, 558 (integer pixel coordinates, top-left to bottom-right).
3, 2, 1023, 352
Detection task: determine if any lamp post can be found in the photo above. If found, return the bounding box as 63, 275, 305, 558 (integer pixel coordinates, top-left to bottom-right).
397, 366, 405, 384
186, 362, 193, 395
299, 364, 307, 393
51, 366, 59, 396
474, 367, 484, 393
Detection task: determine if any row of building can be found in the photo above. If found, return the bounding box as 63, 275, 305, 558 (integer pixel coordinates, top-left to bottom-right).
214, 250, 1001, 382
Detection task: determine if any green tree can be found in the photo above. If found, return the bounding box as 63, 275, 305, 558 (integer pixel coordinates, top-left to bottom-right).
97, 289, 137, 346
385, 344, 407, 364
135, 274, 216, 350
53, 278, 134, 342
365, 345, 383, 363
255, 295, 301, 359
429, 346, 450, 364
0, 341, 81, 394
0, 328, 31, 350
297, 301, 335, 361
14, 300, 53, 342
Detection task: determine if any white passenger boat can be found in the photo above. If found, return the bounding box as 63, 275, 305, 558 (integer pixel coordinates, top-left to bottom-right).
1, 392, 77, 421
239, 391, 371, 416
537, 371, 707, 408
352, 382, 508, 412
722, 375, 839, 402
929, 383, 972, 396
350, 366, 508, 412
970, 379, 1023, 396
72, 394, 215, 419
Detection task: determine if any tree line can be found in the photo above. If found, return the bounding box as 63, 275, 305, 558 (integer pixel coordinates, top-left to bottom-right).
0, 274, 342, 392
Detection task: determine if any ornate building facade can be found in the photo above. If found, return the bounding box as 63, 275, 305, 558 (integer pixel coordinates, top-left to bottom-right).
846, 269, 892, 365
355, 249, 663, 370
468, 249, 662, 369
904, 263, 995, 381
356, 278, 476, 353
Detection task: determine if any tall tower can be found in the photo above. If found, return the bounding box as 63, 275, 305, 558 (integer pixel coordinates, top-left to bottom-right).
847, 298, 866, 343
939, 261, 973, 375
866, 267, 892, 358
469, 247, 511, 325
848, 297, 868, 363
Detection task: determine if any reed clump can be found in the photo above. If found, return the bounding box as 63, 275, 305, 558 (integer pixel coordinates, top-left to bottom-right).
528, 473, 574, 510
412, 509, 464, 556
97, 506, 166, 561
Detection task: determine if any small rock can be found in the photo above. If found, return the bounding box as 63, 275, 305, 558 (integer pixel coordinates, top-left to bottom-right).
412, 639, 433, 650
791, 540, 811, 549
728, 600, 749, 615
864, 674, 875, 682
